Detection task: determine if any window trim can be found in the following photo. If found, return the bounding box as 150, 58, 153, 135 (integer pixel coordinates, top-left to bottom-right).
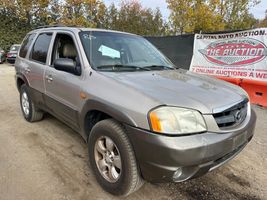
78, 31, 93, 69
18, 33, 37, 59
29, 32, 54, 65
48, 31, 83, 76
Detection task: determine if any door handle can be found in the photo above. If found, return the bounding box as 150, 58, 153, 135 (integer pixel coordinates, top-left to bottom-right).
45, 75, 53, 82
25, 67, 31, 73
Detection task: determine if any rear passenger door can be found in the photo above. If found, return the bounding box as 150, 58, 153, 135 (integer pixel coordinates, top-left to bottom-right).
44, 32, 83, 129
17, 33, 36, 85
27, 32, 53, 94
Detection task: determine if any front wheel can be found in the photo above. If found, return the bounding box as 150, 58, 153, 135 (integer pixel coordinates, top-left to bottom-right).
88, 119, 144, 196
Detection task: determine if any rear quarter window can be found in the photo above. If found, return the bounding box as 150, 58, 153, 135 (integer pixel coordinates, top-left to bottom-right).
19, 34, 36, 58
30, 33, 53, 64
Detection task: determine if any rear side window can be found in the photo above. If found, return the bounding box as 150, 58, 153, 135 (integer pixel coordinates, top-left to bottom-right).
19, 34, 36, 58
31, 33, 52, 64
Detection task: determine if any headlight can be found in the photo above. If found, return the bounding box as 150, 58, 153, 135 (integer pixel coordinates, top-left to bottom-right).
149, 107, 207, 135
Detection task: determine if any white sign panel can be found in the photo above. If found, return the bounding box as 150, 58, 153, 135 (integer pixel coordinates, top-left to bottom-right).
190, 28, 267, 81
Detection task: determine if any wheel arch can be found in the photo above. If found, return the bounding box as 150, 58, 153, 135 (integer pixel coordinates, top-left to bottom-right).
80, 99, 137, 142
16, 72, 29, 92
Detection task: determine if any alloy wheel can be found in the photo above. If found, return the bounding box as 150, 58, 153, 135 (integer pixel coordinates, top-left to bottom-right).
21, 92, 30, 116
94, 136, 122, 183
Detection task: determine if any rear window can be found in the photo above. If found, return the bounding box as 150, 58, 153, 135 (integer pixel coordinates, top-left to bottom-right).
19, 34, 36, 58
30, 33, 52, 64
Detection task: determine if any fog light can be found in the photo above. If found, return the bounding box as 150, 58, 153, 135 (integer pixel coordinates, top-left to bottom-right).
172, 166, 200, 182
173, 167, 183, 180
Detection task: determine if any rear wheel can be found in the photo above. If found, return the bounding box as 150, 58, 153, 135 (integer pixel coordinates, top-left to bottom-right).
20, 84, 43, 122
88, 119, 144, 196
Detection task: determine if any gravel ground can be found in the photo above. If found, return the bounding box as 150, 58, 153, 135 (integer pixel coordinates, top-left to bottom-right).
0, 63, 266, 200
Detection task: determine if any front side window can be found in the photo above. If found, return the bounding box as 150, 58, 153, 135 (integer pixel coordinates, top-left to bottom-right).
51, 33, 79, 66
79, 31, 175, 72
31, 33, 52, 64
19, 34, 36, 58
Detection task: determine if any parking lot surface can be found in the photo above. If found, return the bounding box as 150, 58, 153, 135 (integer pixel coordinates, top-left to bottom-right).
0, 63, 266, 200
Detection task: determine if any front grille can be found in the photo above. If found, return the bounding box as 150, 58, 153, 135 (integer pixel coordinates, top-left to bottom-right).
213, 99, 248, 128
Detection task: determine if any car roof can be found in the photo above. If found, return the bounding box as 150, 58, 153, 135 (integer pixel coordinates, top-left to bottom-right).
28, 26, 137, 37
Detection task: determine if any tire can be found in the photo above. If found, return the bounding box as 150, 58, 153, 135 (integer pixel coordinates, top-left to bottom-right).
20, 84, 43, 122
88, 119, 144, 196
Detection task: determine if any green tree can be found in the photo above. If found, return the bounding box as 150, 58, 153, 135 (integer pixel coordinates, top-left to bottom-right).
192, 0, 225, 33
0, 0, 35, 51
0, 0, 51, 26
219, 0, 259, 30
104, 3, 119, 29
167, 0, 259, 34
105, 1, 168, 36
58, 0, 107, 27
166, 0, 194, 34
167, 0, 225, 33
0, 13, 31, 51
0, 0, 169, 51
47, 0, 63, 24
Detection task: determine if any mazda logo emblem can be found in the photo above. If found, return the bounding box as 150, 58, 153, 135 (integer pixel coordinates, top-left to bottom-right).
235, 110, 242, 122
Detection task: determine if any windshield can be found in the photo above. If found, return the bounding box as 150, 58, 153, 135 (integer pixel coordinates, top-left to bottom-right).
79, 31, 175, 71
10, 45, 20, 51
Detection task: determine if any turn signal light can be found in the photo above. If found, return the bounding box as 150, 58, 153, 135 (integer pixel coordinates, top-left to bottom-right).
149, 111, 162, 132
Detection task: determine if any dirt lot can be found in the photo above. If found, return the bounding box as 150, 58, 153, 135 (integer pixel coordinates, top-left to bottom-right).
0, 63, 266, 200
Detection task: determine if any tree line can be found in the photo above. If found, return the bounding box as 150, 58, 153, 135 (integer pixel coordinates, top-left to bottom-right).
0, 0, 265, 51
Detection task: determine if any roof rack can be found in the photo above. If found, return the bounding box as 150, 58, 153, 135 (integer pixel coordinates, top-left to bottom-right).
37, 24, 66, 29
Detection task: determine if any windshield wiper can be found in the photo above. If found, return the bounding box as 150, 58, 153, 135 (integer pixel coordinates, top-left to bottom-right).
96, 64, 151, 71
142, 65, 174, 70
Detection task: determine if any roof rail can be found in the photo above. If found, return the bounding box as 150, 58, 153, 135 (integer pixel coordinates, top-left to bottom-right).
37, 24, 66, 29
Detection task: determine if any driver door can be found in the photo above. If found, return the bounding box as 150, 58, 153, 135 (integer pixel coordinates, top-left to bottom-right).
44, 31, 83, 130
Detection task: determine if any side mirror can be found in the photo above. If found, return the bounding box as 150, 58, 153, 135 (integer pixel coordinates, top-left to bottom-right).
54, 58, 81, 75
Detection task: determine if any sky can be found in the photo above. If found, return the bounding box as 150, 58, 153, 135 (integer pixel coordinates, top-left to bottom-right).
103, 0, 267, 20
250, 1, 267, 19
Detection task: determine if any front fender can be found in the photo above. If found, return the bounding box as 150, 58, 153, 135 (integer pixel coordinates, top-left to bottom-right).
79, 99, 137, 140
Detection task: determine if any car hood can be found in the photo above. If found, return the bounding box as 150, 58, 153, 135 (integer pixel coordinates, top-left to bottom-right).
103, 69, 247, 114
8, 51, 18, 54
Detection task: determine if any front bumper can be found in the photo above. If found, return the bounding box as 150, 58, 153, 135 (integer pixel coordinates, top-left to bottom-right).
7, 57, 16, 63
126, 109, 256, 183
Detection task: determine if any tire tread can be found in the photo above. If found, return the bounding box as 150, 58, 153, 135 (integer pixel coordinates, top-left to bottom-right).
89, 119, 144, 196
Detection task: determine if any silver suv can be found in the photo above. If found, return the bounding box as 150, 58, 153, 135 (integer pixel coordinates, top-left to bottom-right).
15, 26, 256, 196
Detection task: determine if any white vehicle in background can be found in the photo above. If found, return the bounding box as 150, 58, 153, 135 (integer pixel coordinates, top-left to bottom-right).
7, 44, 21, 64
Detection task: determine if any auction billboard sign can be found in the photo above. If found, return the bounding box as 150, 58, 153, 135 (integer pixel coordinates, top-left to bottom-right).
190, 28, 267, 81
